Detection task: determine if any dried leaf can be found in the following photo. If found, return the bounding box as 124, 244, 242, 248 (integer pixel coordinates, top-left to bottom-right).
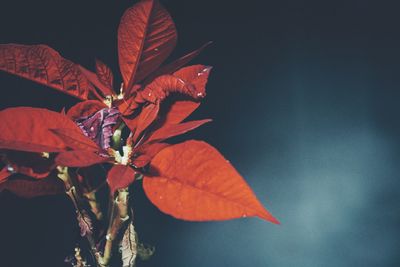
118, 0, 177, 93
107, 165, 137, 193
143, 140, 279, 223
0, 44, 97, 100
55, 151, 109, 167
77, 210, 93, 237
0, 107, 86, 152
147, 119, 211, 142
120, 222, 138, 267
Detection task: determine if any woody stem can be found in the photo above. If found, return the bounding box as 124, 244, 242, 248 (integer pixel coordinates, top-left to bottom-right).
98, 188, 130, 267
58, 167, 101, 267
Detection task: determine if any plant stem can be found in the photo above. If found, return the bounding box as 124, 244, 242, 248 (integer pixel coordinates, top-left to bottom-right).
98, 188, 130, 267
58, 167, 101, 267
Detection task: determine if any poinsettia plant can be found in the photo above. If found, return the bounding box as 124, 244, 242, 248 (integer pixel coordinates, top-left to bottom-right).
0, 0, 278, 266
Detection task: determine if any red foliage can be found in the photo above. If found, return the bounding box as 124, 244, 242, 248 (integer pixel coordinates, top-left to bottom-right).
143, 140, 279, 223
0, 0, 278, 224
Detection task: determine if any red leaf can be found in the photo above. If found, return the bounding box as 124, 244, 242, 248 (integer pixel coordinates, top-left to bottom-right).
55, 151, 109, 167
0, 167, 12, 184
143, 140, 279, 223
0, 107, 86, 152
162, 100, 200, 125
0, 174, 65, 198
133, 103, 160, 142
118, 0, 177, 93
49, 128, 100, 151
136, 74, 204, 104
4, 151, 55, 179
173, 65, 212, 97
67, 100, 107, 121
147, 119, 211, 142
131, 142, 169, 168
79, 65, 115, 98
0, 44, 98, 100
122, 115, 139, 134
115, 97, 139, 116
144, 41, 212, 84
95, 59, 114, 89
107, 165, 137, 193
159, 65, 212, 124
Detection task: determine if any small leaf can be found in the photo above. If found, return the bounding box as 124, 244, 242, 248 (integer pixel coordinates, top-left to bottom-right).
95, 59, 114, 89
0, 44, 98, 100
144, 41, 212, 84
55, 151, 108, 167
0, 107, 86, 152
0, 174, 65, 198
131, 142, 169, 168
118, 0, 177, 93
107, 165, 137, 193
147, 119, 211, 142
79, 65, 115, 97
143, 140, 279, 223
133, 103, 160, 142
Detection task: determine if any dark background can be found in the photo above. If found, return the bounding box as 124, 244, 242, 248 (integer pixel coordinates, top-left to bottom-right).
1, 0, 400, 266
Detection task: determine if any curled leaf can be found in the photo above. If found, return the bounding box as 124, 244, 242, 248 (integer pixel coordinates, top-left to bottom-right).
136, 74, 204, 104
143, 140, 279, 223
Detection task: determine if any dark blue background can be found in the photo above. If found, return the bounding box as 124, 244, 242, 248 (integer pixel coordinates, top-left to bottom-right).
1, 0, 400, 266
